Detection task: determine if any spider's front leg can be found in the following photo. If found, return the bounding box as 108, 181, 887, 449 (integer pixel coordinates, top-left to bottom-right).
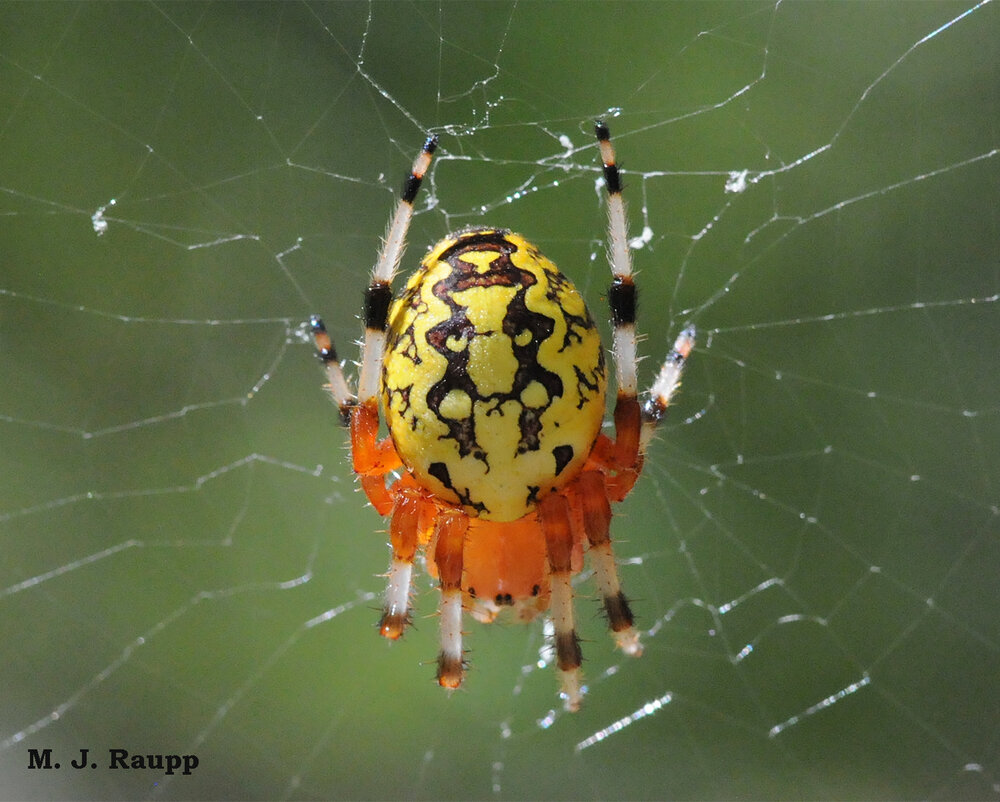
590, 121, 696, 658
595, 121, 645, 501
313, 317, 418, 636
309, 315, 354, 427
594, 120, 696, 458
313, 134, 439, 642
311, 315, 403, 514
349, 132, 438, 514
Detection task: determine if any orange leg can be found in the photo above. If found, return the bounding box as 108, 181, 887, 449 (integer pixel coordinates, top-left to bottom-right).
575, 471, 643, 656
350, 399, 402, 516
379, 492, 421, 639
595, 121, 694, 500
585, 428, 641, 503
609, 395, 643, 500
613, 394, 641, 468
434, 510, 469, 689
539, 492, 584, 711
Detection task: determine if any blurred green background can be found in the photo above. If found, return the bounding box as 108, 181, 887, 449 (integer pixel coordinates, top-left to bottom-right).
1, 2, 997, 799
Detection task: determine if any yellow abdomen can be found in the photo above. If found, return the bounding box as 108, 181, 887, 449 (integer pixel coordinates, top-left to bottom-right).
382, 228, 607, 521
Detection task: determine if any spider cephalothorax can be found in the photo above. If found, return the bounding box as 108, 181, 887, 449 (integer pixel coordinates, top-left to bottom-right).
311, 122, 694, 710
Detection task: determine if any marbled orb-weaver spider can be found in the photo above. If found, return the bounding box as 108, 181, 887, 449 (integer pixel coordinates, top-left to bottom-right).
310, 122, 694, 711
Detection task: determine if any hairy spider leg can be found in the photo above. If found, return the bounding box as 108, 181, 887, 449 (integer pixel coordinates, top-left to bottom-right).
596, 121, 643, 499
433, 509, 469, 688
309, 135, 438, 426
311, 134, 439, 634
309, 316, 354, 426
539, 492, 585, 711
642, 326, 696, 448
585, 121, 695, 666
379, 487, 433, 638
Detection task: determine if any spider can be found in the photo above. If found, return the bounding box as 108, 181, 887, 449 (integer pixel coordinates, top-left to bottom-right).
310, 122, 694, 710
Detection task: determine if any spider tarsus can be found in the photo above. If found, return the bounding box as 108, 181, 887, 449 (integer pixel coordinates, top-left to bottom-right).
617, 629, 644, 658
642, 396, 668, 423
595, 128, 622, 194
558, 670, 585, 712
436, 653, 464, 689
378, 609, 411, 640
675, 324, 696, 357
309, 315, 335, 354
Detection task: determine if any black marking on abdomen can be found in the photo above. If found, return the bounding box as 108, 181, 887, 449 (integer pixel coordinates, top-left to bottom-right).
424, 235, 564, 461
552, 445, 574, 476
428, 461, 487, 514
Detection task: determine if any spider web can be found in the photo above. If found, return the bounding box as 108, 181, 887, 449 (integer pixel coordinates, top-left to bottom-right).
1, 2, 997, 799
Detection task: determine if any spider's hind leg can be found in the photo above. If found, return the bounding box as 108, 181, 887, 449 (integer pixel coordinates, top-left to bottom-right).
540, 493, 585, 711
433, 510, 469, 688
575, 471, 643, 657
380, 494, 420, 638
